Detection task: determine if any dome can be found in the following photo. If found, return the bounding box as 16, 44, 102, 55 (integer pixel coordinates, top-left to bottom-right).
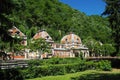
33, 30, 53, 41
61, 32, 82, 44
8, 26, 25, 37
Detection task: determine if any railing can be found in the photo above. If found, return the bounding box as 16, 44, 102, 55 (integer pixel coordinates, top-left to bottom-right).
0, 60, 28, 69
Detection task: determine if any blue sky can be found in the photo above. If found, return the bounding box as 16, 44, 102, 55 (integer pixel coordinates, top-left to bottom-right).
60, 0, 106, 15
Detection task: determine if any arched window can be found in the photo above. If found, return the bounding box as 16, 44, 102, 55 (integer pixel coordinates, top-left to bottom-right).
76, 38, 79, 44
46, 36, 49, 39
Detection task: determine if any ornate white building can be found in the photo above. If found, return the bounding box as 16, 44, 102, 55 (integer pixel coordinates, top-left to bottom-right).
52, 32, 89, 58
8, 27, 89, 59
8, 26, 27, 46
33, 30, 89, 58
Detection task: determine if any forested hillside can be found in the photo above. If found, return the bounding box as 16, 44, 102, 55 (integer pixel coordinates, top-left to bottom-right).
0, 0, 116, 55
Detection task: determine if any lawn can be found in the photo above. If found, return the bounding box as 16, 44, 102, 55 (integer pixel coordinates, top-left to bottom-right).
27, 69, 120, 80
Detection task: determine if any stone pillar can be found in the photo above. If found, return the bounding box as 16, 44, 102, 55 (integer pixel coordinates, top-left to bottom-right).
25, 49, 29, 59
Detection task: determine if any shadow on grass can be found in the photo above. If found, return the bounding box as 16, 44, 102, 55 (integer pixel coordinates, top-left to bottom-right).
71, 72, 120, 80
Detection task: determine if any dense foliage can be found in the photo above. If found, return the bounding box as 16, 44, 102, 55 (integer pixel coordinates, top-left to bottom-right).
0, 58, 113, 79
0, 0, 117, 55
20, 58, 111, 79
103, 0, 120, 55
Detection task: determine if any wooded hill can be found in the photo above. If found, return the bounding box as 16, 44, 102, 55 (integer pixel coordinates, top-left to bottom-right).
0, 0, 116, 55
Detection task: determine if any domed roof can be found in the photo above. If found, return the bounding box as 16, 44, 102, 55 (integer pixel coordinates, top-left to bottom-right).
61, 32, 82, 44
33, 30, 53, 41
8, 26, 25, 38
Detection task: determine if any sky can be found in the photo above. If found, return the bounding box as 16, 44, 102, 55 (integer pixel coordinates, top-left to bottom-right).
60, 0, 106, 15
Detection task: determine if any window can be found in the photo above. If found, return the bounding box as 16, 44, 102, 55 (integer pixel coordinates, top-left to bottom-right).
15, 31, 20, 34
66, 39, 68, 43
46, 36, 49, 39
77, 38, 79, 44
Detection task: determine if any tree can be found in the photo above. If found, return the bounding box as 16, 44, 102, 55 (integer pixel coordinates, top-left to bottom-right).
28, 38, 51, 58
102, 44, 116, 56
0, 37, 24, 60
83, 37, 99, 56
103, 0, 120, 56
0, 0, 114, 58
0, 0, 25, 44
83, 36, 115, 57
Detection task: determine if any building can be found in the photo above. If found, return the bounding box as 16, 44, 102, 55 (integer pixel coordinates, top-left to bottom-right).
52, 32, 89, 58
7, 27, 89, 59
8, 26, 27, 59
33, 30, 54, 43
32, 30, 89, 58
31, 30, 54, 59
8, 26, 27, 46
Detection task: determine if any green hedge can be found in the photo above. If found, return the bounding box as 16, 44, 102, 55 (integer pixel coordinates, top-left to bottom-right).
22, 60, 112, 79
0, 59, 112, 79
71, 73, 120, 80
96, 60, 112, 71
27, 58, 83, 66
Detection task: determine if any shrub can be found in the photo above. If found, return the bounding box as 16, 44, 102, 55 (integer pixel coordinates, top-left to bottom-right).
85, 61, 96, 70
27, 58, 83, 66
22, 59, 112, 79
71, 73, 120, 80
23, 60, 97, 79
49, 65, 66, 75
96, 60, 112, 71
65, 63, 78, 73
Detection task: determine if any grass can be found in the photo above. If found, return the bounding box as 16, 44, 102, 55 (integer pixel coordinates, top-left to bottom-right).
26, 69, 120, 80
73, 69, 120, 80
